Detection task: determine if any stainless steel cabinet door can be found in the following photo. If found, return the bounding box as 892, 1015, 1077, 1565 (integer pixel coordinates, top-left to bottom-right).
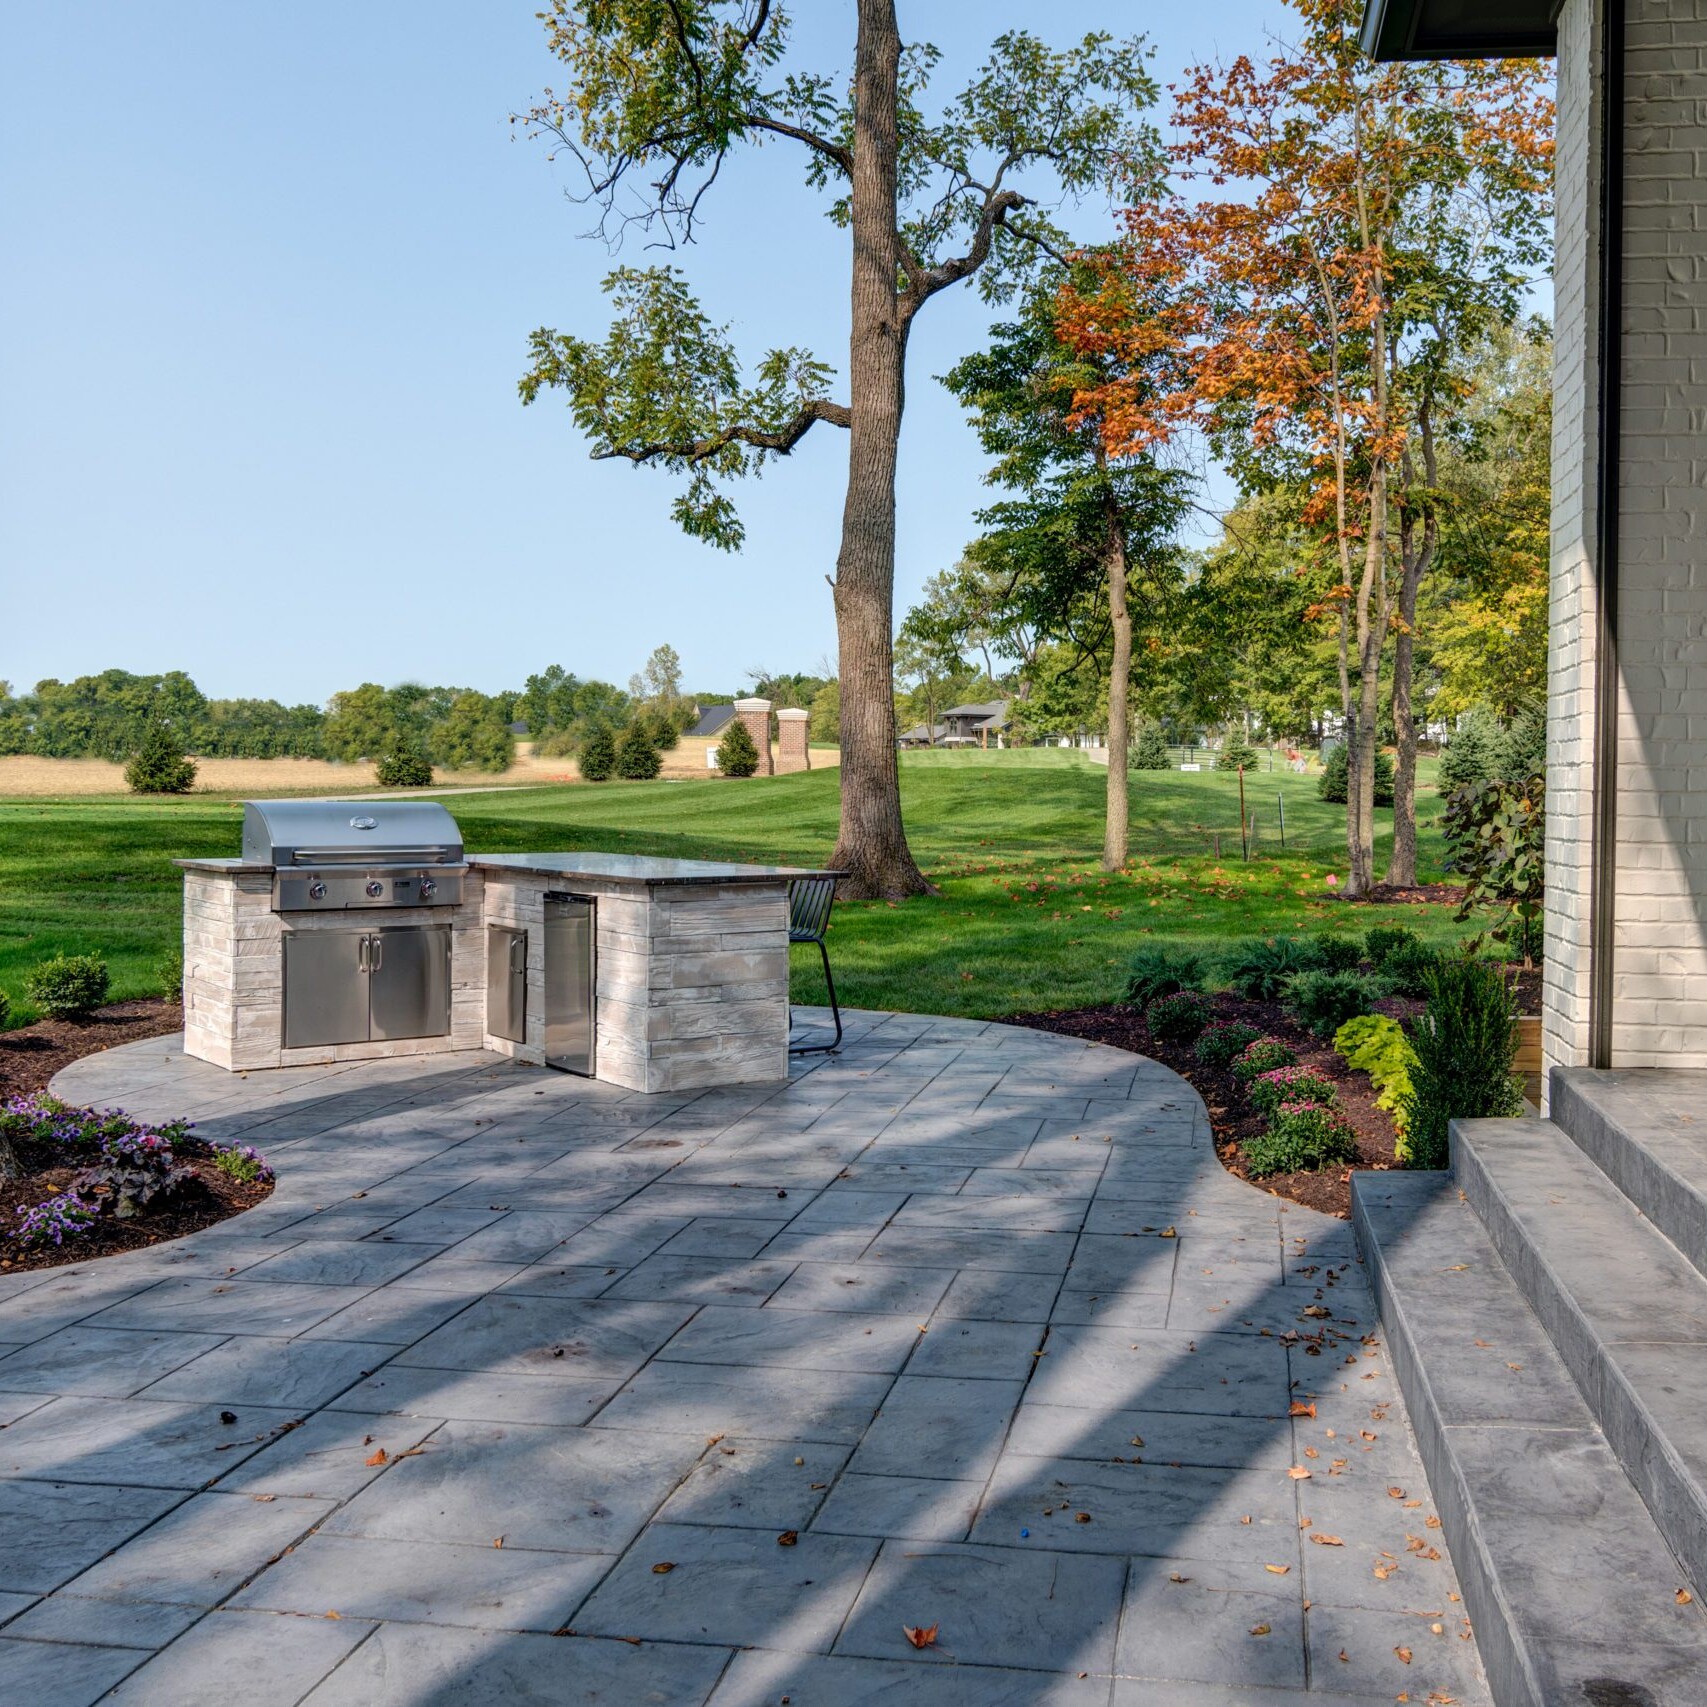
369, 926, 452, 1040
543, 896, 595, 1076
283, 931, 370, 1049
486, 927, 527, 1043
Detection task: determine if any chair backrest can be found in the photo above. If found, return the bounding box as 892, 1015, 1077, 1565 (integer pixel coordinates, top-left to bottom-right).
788, 875, 837, 941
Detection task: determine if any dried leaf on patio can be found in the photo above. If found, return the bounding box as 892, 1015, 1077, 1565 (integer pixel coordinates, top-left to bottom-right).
903, 1623, 939, 1649
365, 1448, 388, 1467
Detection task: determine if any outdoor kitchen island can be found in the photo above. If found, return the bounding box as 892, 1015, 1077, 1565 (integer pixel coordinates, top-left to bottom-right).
177, 802, 829, 1093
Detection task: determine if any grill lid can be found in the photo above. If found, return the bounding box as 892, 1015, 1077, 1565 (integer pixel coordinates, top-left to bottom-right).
240, 799, 464, 867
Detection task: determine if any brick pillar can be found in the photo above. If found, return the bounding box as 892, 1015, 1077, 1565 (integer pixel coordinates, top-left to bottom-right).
775, 708, 810, 774
734, 698, 773, 776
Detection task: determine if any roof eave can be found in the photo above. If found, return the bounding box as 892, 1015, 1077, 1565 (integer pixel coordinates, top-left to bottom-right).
1359, 0, 1558, 61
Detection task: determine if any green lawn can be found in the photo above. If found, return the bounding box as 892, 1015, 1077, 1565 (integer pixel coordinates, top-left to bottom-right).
0, 750, 1466, 1027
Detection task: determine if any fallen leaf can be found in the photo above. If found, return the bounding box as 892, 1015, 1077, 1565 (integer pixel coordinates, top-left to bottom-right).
1310, 1533, 1345, 1547
1168, 1573, 1190, 1584
493, 1537, 504, 1549
1265, 1563, 1291, 1575
365, 1448, 388, 1467
1289, 1401, 1316, 1419
325, 1610, 341, 1620
1074, 1512, 1092, 1524
777, 1530, 799, 1547
903, 1623, 939, 1649
1396, 1645, 1413, 1664
652, 1563, 675, 1575
251, 1494, 277, 1503
1288, 1466, 1312, 1480
1680, 1589, 1694, 1605
1250, 1623, 1271, 1637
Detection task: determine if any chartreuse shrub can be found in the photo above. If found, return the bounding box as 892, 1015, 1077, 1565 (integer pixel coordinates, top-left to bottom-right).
1243, 1102, 1360, 1178
1146, 991, 1215, 1044
1194, 1021, 1264, 1068
1248, 1063, 1338, 1119
25, 955, 110, 1020
1334, 1014, 1419, 1162
1402, 958, 1524, 1170
1283, 969, 1387, 1038
1123, 945, 1206, 1010
1221, 936, 1320, 1001
1231, 1038, 1297, 1084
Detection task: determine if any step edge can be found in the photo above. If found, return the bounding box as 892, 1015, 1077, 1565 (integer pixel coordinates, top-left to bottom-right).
1454, 1126, 1707, 1597
1550, 1073, 1707, 1279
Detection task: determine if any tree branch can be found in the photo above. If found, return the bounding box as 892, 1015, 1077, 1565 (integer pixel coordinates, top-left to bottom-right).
591, 397, 852, 466
906, 187, 1029, 308
740, 114, 851, 172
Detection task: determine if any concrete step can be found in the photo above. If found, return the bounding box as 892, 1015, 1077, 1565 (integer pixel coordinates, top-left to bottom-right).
1550, 1067, 1707, 1280
1353, 1169, 1707, 1706
1455, 1114, 1707, 1611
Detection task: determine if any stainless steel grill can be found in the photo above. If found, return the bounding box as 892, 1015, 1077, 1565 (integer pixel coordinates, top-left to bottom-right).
241, 799, 466, 911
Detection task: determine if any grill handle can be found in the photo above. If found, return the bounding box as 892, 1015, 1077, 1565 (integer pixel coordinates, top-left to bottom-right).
288, 846, 461, 866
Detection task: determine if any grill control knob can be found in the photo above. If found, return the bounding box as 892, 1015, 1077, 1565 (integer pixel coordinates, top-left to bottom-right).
419, 877, 437, 900
365, 879, 384, 899
308, 880, 327, 902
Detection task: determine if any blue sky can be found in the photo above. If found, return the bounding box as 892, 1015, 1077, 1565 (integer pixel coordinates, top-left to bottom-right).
3, 0, 1284, 705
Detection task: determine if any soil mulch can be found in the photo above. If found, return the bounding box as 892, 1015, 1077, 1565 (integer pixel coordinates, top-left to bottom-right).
1345, 881, 1463, 907
0, 997, 274, 1274
0, 998, 185, 1100
1011, 992, 1417, 1220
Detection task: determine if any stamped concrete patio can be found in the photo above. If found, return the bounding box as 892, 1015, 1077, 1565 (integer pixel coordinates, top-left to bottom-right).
0, 1011, 1485, 1705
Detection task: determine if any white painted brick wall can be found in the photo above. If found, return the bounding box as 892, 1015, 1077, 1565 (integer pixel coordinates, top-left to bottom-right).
1546, 0, 1707, 1081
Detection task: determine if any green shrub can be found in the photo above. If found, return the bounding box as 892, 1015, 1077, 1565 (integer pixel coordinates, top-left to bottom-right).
124, 721, 197, 794
1194, 1021, 1265, 1068
615, 722, 663, 780
1222, 936, 1321, 1001
375, 745, 433, 787
0, 988, 9, 1030
1247, 1063, 1339, 1119
1334, 1013, 1419, 1156
25, 954, 111, 1020
1284, 969, 1387, 1038
1363, 926, 1421, 969
1146, 991, 1214, 1044
1231, 1037, 1297, 1083
157, 949, 184, 1002
1243, 1102, 1360, 1177
1309, 935, 1364, 973
1216, 738, 1259, 772
1133, 723, 1171, 770
1383, 937, 1442, 998
578, 728, 617, 781
1401, 957, 1524, 1170
1123, 945, 1205, 1009
1438, 713, 1502, 791
716, 718, 761, 777
1318, 743, 1395, 807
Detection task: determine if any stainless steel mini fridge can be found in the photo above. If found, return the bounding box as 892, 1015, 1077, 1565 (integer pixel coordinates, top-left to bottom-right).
543, 894, 595, 1076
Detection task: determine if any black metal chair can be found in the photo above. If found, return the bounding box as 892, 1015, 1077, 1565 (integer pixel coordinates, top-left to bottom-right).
787, 875, 842, 1053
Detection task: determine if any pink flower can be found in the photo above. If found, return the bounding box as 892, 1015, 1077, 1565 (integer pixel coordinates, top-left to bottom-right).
1325, 874, 1338, 887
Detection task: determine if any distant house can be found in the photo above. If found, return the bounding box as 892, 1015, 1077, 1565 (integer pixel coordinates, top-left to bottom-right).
938, 701, 1009, 748
897, 722, 946, 748
685, 704, 738, 740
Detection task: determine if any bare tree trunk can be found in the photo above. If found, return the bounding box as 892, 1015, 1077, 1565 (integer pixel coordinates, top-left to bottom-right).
1102, 482, 1132, 871
827, 0, 929, 899
1346, 463, 1389, 898
1385, 416, 1437, 890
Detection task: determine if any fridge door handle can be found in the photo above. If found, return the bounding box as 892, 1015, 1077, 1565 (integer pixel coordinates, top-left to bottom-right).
511, 935, 526, 974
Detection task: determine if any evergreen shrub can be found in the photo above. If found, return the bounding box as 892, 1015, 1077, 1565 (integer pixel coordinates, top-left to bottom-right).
1222, 936, 1321, 1001
1123, 945, 1206, 1009
1146, 991, 1215, 1044
124, 722, 197, 794
1318, 743, 1395, 807
1401, 958, 1524, 1170
1284, 969, 1387, 1037
25, 954, 111, 1020
716, 718, 761, 777
1194, 1021, 1265, 1068
1133, 723, 1171, 770
578, 728, 617, 781
615, 722, 663, 780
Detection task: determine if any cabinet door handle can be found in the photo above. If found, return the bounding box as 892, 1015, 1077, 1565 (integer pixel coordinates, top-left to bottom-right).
369, 934, 383, 973
358, 936, 369, 973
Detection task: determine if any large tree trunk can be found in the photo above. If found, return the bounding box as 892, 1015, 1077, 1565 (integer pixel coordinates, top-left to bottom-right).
1101, 480, 1132, 871
1385, 421, 1437, 890
827, 0, 929, 899
1345, 464, 1389, 898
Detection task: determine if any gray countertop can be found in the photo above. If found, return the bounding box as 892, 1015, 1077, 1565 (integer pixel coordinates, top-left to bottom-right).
467, 853, 840, 888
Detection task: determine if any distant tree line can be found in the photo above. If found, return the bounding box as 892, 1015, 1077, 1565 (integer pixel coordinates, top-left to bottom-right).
0, 646, 841, 778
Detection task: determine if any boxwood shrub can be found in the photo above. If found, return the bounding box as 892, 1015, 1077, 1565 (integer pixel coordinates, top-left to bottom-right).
1146, 991, 1215, 1044
1284, 969, 1388, 1037
24, 955, 111, 1021
1194, 1021, 1265, 1069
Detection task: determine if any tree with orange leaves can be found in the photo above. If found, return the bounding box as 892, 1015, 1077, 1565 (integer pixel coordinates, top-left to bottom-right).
1059, 0, 1551, 895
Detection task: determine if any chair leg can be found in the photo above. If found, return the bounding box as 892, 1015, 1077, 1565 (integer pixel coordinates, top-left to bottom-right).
788, 939, 842, 1054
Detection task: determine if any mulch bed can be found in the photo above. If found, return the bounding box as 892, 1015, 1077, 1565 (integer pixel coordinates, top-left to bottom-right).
0, 998, 274, 1274
1012, 993, 1415, 1220
0, 998, 185, 1101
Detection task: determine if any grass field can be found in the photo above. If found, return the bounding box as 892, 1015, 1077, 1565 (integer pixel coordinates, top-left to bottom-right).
0, 749, 1463, 1028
